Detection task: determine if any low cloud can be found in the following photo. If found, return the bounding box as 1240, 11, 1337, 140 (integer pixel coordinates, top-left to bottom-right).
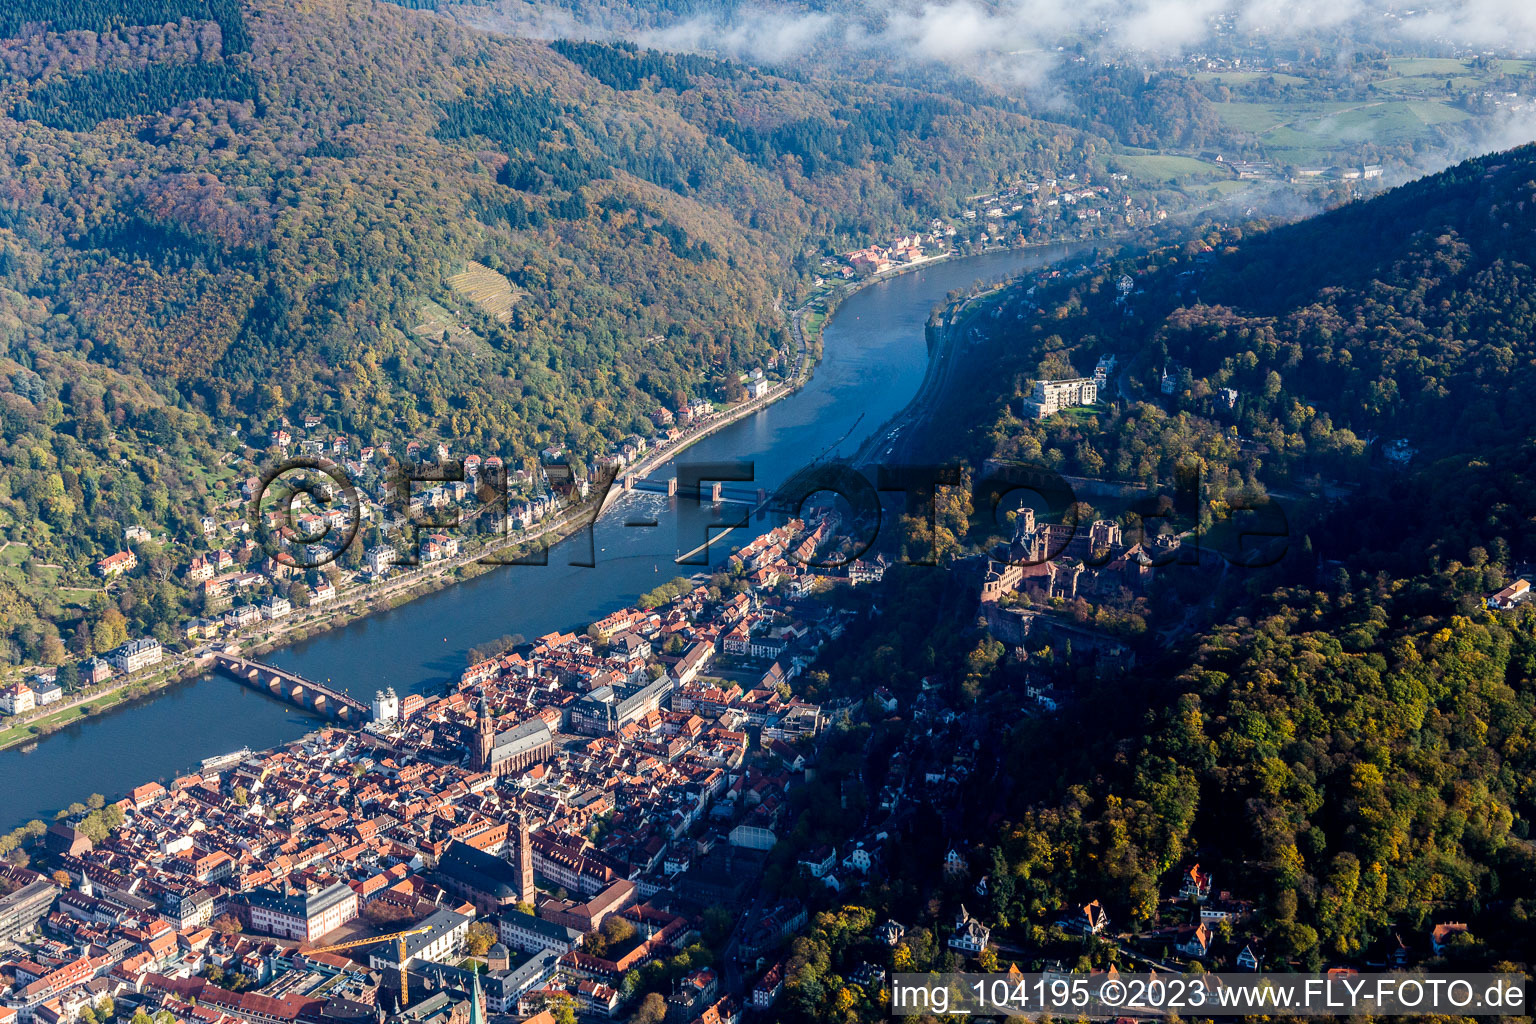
495, 0, 1536, 69
455, 0, 1536, 158
637, 10, 839, 64
1398, 0, 1536, 52
1413, 102, 1536, 173
1109, 0, 1231, 57
1235, 0, 1365, 35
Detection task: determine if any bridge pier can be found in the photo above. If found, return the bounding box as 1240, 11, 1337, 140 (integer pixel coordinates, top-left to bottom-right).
711, 481, 723, 502
667, 477, 678, 497
210, 654, 368, 724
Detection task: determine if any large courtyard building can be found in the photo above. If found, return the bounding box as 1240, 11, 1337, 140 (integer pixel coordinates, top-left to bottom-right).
1022, 376, 1098, 420
245, 881, 358, 942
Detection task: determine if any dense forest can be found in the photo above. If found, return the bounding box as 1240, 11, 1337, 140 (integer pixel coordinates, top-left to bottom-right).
1043, 63, 1233, 151
1, 0, 251, 51
548, 38, 739, 92
765, 147, 1536, 1022
0, 0, 1115, 666
11, 60, 260, 129
959, 148, 1536, 499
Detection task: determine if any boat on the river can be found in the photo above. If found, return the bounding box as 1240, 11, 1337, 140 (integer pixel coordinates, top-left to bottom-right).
200, 747, 252, 771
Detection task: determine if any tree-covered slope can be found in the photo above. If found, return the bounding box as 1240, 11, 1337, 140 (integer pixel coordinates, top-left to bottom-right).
982, 147, 1536, 963
774, 148, 1536, 1010
965, 145, 1536, 502
0, 0, 1107, 664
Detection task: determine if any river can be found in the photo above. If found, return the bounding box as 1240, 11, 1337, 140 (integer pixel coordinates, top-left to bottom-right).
0, 245, 1072, 831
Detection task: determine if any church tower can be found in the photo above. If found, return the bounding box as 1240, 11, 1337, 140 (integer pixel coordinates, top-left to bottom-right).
513, 812, 536, 906
467, 960, 485, 1024
474, 703, 495, 772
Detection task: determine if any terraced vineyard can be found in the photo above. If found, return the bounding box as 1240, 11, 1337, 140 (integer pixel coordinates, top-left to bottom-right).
447, 260, 520, 323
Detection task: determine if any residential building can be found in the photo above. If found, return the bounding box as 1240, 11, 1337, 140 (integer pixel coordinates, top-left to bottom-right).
848, 556, 888, 586
1177, 922, 1213, 958
95, 551, 137, 578
1180, 863, 1213, 901
1161, 362, 1181, 395
0, 683, 35, 716
1429, 922, 1469, 956
366, 546, 397, 574
949, 905, 990, 955
751, 963, 784, 1009
423, 533, 459, 562
110, 638, 163, 674
1080, 899, 1109, 935
225, 605, 261, 629
795, 846, 835, 879
1487, 579, 1531, 610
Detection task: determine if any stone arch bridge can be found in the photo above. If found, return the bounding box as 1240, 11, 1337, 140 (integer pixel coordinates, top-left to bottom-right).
210, 653, 369, 723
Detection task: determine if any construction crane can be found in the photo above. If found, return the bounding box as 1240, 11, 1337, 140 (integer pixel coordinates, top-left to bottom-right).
302, 925, 433, 1008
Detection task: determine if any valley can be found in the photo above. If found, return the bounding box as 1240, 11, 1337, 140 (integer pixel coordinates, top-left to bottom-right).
0, 2, 1534, 1022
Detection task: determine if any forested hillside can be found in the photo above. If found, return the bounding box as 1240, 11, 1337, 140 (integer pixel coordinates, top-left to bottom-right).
1057, 148, 1536, 949
971, 147, 1536, 495
0, 0, 1106, 665
773, 147, 1536, 1018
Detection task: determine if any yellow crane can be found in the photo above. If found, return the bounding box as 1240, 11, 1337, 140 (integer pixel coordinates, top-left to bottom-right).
301, 925, 434, 1008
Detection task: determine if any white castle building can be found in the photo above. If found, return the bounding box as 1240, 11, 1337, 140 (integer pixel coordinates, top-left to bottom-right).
1022, 376, 1098, 420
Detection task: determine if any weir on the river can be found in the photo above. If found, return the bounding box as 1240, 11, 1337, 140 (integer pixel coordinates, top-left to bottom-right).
626, 478, 764, 505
